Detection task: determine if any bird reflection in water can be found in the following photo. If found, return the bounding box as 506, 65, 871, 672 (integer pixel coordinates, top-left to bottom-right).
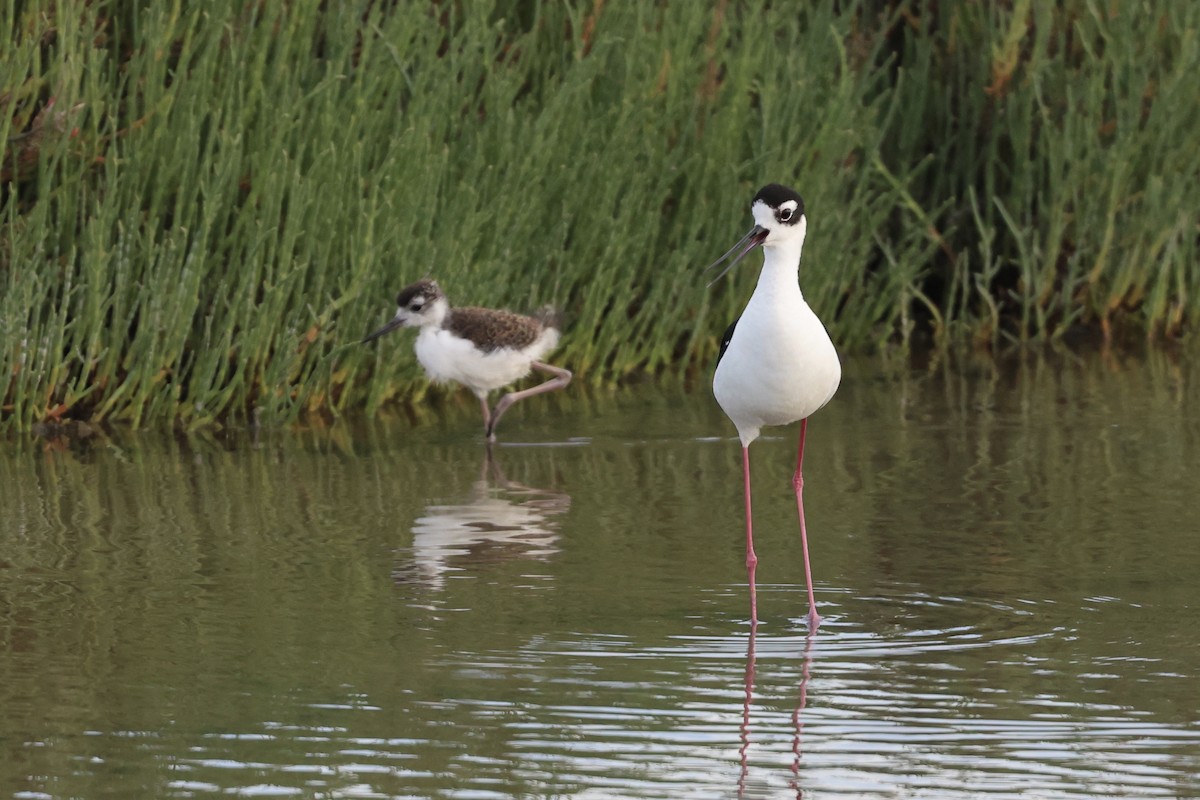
737, 623, 758, 798
738, 609, 816, 797
788, 631, 815, 797
394, 449, 570, 590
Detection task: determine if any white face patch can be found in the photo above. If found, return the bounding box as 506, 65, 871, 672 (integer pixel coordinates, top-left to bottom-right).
396, 295, 449, 328
393, 294, 431, 328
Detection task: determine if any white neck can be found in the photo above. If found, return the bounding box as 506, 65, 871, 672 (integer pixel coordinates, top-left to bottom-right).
751, 237, 806, 304
425, 297, 450, 328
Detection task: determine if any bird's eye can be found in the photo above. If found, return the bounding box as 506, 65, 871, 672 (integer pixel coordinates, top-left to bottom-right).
779, 208, 793, 222
409, 302, 423, 311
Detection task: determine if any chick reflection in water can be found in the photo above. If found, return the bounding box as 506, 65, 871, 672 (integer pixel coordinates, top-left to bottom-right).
394, 450, 570, 591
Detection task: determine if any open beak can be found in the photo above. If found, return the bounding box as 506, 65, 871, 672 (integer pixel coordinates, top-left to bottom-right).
362, 315, 404, 344
705, 225, 768, 286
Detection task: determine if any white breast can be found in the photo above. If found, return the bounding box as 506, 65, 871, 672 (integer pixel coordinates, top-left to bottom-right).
713, 274, 841, 445
415, 327, 560, 397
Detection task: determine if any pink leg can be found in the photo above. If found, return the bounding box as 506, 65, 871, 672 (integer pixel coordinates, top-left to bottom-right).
742, 445, 758, 625
793, 418, 821, 631
486, 361, 572, 442
476, 394, 492, 437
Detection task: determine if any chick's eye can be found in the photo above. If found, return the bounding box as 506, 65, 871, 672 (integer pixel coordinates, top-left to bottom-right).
409, 302, 423, 311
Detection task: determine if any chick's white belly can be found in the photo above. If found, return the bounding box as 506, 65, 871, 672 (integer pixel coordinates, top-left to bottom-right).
415, 328, 557, 395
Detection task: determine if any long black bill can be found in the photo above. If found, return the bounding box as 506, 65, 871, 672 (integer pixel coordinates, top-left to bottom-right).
362, 316, 404, 344
705, 224, 768, 286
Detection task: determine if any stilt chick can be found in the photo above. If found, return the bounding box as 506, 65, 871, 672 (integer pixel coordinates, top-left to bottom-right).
364, 279, 572, 442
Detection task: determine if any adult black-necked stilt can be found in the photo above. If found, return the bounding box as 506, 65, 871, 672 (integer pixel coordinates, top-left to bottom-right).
363, 279, 572, 442
708, 184, 841, 631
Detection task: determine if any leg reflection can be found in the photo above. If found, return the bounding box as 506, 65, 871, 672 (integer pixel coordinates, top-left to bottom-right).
789, 628, 816, 796
737, 618, 758, 799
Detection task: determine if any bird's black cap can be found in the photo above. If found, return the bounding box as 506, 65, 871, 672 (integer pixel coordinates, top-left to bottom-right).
753, 184, 804, 214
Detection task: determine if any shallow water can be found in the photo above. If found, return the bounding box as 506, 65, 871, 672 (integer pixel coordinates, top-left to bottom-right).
2, 348, 1199, 798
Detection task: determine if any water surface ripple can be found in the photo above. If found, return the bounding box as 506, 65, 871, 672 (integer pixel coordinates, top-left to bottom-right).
2, 350, 1199, 798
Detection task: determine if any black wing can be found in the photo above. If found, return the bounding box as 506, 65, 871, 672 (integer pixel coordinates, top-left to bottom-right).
716, 319, 738, 367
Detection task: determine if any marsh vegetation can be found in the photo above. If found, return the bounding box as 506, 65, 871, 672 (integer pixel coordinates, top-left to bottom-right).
3, 1, 1196, 428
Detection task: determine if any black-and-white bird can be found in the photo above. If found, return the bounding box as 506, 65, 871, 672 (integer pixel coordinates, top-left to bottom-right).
363, 279, 572, 442
708, 184, 841, 630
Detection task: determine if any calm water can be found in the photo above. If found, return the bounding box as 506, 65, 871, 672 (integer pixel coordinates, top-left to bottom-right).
2, 349, 1199, 799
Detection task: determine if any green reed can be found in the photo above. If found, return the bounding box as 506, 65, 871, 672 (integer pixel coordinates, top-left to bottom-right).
883, 0, 1200, 346
2, 1, 1196, 429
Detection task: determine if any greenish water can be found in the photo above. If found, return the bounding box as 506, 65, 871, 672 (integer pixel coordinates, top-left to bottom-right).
2, 349, 1199, 799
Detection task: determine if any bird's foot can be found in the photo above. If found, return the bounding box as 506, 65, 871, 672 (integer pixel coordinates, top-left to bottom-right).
805, 608, 823, 633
